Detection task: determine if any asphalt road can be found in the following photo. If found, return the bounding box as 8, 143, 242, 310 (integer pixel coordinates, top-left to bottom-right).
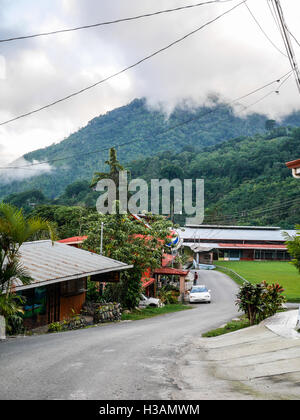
0, 270, 239, 400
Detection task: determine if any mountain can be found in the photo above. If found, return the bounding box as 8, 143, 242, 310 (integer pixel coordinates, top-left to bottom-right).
4, 125, 300, 228
127, 126, 300, 228
0, 97, 269, 199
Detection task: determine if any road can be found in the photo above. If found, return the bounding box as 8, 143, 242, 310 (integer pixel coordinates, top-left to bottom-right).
0, 270, 239, 400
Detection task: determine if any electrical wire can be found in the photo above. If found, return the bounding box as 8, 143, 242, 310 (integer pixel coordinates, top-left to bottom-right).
286, 28, 300, 50
0, 0, 237, 43
244, 2, 287, 57
205, 197, 300, 224
266, 0, 282, 32
270, 0, 300, 94
0, 0, 247, 128
0, 69, 291, 170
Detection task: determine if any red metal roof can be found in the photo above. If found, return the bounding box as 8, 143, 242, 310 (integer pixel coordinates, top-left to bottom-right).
153, 267, 189, 276
141, 277, 155, 288
58, 236, 88, 244
218, 243, 287, 250
286, 158, 300, 169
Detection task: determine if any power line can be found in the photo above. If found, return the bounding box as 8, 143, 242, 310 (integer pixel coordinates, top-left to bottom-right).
0, 0, 237, 43
206, 204, 300, 224
205, 196, 300, 223
238, 71, 292, 111
271, 0, 300, 94
244, 2, 287, 57
0, 0, 247, 127
267, 0, 300, 50
0, 69, 291, 170
238, 90, 275, 111
266, 0, 282, 32
190, 69, 292, 138
287, 28, 300, 50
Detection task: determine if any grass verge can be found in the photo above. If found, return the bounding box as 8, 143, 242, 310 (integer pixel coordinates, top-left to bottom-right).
202, 317, 250, 338
121, 304, 193, 321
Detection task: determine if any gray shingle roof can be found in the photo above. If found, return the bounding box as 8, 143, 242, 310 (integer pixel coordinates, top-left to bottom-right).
13, 240, 132, 291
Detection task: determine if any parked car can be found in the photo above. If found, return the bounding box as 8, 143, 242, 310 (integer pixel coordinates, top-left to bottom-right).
188, 285, 211, 304
139, 294, 163, 308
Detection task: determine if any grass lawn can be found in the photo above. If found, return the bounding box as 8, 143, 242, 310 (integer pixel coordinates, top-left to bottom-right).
215, 260, 300, 302
121, 304, 193, 321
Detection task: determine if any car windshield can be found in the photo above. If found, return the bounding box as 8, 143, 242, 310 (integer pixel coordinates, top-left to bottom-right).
191, 287, 208, 293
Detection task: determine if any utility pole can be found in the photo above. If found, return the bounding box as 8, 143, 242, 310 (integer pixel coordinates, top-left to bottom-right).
100, 222, 104, 256
274, 0, 300, 329
271, 0, 300, 94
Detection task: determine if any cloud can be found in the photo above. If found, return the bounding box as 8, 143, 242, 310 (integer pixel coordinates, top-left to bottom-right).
0, 0, 299, 163
0, 157, 53, 184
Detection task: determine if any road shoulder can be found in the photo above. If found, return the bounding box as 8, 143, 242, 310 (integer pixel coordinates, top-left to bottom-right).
170, 313, 300, 400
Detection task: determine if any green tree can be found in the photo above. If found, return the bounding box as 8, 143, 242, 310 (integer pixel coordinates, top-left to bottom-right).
90, 148, 125, 191
265, 119, 276, 131
236, 280, 285, 325
82, 212, 174, 309
285, 226, 300, 273
32, 204, 93, 239
0, 203, 53, 319
236, 282, 265, 326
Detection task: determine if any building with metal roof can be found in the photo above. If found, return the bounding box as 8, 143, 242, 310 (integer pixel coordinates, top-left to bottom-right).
177, 225, 296, 262
11, 240, 132, 329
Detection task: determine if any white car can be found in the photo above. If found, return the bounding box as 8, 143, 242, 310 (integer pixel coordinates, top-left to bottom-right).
188, 285, 211, 304
139, 294, 163, 308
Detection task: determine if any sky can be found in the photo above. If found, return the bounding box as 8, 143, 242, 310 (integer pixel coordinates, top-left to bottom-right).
0, 0, 300, 168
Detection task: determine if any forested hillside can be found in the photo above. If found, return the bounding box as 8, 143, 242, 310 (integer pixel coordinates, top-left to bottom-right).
0, 97, 268, 199
2, 97, 300, 228
128, 126, 300, 228
3, 126, 300, 229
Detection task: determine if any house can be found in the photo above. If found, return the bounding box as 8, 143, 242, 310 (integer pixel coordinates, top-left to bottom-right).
130, 214, 186, 297
153, 267, 189, 300
11, 240, 132, 329
141, 252, 178, 297
177, 225, 296, 263
286, 158, 300, 179
57, 236, 88, 247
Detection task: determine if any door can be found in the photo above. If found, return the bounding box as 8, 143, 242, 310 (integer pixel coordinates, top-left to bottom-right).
47, 284, 60, 323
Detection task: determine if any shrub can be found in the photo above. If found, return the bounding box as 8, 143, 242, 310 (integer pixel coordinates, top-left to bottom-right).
48, 322, 64, 333
236, 280, 286, 326
259, 281, 286, 321
159, 287, 179, 304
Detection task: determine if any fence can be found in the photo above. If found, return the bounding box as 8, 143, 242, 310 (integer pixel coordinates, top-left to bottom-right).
214, 265, 247, 285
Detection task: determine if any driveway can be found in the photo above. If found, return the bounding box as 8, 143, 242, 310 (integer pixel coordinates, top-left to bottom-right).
0, 270, 239, 400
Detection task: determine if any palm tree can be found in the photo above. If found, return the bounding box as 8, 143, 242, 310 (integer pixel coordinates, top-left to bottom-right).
0, 202, 54, 295
90, 147, 125, 193
91, 148, 132, 215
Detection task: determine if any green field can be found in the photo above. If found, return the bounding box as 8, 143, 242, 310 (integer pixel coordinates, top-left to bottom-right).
215, 261, 300, 302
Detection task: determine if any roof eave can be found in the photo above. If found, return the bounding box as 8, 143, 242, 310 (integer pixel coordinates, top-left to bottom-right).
9, 264, 133, 293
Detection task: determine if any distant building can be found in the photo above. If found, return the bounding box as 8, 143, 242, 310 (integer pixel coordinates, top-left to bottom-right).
177, 225, 295, 262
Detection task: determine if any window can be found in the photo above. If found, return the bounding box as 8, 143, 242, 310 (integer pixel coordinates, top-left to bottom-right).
60, 278, 86, 297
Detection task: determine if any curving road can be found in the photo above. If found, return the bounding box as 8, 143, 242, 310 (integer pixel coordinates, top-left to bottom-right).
0, 270, 239, 400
